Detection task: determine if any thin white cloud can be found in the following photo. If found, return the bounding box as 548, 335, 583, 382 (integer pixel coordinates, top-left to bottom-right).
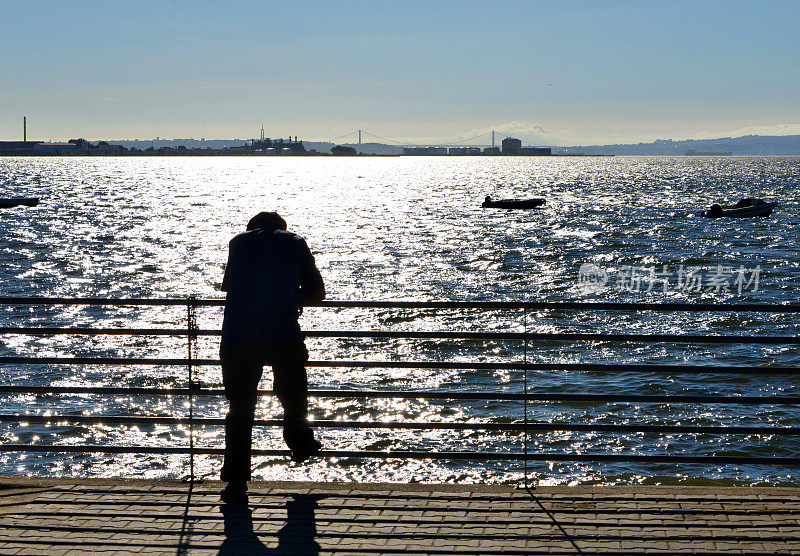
728, 123, 800, 137
394, 121, 563, 146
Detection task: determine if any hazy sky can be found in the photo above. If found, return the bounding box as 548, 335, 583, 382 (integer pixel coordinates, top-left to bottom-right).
2, 1, 799, 145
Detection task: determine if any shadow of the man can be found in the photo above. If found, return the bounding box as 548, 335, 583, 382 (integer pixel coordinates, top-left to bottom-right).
217, 494, 323, 555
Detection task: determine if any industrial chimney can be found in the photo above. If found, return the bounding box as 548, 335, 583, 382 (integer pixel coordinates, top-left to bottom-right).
23, 116, 27, 142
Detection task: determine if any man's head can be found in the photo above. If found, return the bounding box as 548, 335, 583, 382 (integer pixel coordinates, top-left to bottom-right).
247, 211, 287, 231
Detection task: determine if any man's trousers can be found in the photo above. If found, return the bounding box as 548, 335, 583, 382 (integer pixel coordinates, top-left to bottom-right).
219, 341, 314, 482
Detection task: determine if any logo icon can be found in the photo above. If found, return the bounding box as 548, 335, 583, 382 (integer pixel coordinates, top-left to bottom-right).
578, 263, 608, 287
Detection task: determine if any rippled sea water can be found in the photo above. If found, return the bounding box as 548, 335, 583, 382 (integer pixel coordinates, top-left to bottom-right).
1, 155, 798, 486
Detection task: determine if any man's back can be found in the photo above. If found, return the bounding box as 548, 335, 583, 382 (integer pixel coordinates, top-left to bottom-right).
221, 226, 323, 344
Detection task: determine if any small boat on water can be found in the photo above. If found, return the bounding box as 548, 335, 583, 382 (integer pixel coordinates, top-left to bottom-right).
0, 197, 39, 209
699, 198, 777, 218
482, 196, 545, 209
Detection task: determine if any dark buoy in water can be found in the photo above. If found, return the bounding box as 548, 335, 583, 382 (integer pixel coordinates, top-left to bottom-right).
481, 195, 546, 209
705, 204, 723, 218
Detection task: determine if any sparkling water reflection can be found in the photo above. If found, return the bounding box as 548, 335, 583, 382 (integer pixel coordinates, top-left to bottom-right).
1, 155, 799, 485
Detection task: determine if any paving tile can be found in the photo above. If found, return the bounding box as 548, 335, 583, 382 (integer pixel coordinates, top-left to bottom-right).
3, 480, 800, 555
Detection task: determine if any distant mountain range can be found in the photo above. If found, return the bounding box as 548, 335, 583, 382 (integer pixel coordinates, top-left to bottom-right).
553, 135, 800, 156
106, 134, 800, 156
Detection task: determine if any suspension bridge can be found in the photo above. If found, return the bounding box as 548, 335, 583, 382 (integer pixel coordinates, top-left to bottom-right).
322, 129, 516, 147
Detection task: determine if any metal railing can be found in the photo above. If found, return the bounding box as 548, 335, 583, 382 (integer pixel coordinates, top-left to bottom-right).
1, 297, 799, 483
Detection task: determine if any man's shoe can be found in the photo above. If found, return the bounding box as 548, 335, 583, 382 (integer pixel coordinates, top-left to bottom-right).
220, 481, 248, 504
291, 439, 322, 463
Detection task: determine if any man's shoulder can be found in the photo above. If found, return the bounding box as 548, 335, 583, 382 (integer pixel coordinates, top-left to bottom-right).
274, 229, 306, 243
230, 228, 306, 247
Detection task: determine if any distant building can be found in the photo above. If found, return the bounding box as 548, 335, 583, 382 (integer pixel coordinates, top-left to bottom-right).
483, 147, 500, 155
35, 142, 78, 153
249, 137, 306, 155
518, 146, 552, 156
92, 142, 125, 155
223, 146, 251, 154
0, 141, 86, 155
68, 139, 90, 151
0, 141, 40, 155
403, 147, 448, 155
447, 147, 481, 155
498, 138, 550, 155
331, 145, 358, 156
501, 137, 522, 154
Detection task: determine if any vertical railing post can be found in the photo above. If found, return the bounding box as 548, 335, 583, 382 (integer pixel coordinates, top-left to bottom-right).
186, 295, 198, 482
522, 306, 529, 490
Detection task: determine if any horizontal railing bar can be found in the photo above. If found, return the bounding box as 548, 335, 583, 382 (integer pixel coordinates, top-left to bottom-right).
2, 297, 800, 312
324, 301, 800, 312
0, 327, 214, 336
1, 327, 799, 344
0, 386, 794, 404
323, 362, 800, 374
0, 386, 201, 396
0, 444, 798, 464
0, 298, 209, 306
3, 414, 799, 434
1, 357, 797, 375
308, 332, 800, 344
0, 386, 797, 404
0, 357, 215, 365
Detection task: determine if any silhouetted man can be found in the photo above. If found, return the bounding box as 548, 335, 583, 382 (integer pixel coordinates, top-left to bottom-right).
220, 211, 325, 504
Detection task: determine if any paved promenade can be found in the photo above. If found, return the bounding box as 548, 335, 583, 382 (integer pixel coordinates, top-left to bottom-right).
0, 478, 798, 554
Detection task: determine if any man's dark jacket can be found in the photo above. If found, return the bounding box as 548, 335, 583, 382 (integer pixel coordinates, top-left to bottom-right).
221, 226, 324, 344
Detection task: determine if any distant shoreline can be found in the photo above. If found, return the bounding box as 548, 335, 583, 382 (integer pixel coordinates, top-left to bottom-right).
3, 131, 799, 156
6, 152, 800, 158
0, 152, 619, 158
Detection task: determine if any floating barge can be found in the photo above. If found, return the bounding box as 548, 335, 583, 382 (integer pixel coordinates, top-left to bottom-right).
0, 197, 39, 208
